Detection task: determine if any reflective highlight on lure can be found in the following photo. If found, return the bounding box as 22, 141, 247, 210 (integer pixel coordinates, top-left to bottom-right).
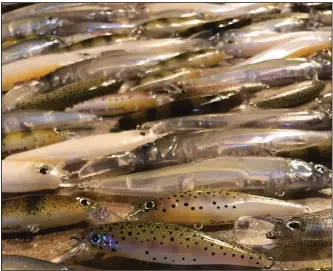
80, 220, 274, 268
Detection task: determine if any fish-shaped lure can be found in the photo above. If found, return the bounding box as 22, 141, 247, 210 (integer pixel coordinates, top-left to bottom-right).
79, 220, 274, 268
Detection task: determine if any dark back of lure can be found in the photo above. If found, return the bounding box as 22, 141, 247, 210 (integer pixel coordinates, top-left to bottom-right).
256, 81, 325, 109
117, 91, 242, 130
82, 220, 273, 268
58, 34, 135, 52
180, 17, 252, 38
13, 79, 122, 111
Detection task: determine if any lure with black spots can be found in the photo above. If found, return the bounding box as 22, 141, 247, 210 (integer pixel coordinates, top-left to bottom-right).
81, 220, 274, 268
132, 189, 309, 227
2, 195, 108, 233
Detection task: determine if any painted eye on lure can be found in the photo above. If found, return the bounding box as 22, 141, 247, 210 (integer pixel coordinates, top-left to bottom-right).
314, 164, 325, 174
144, 201, 155, 210
77, 197, 91, 206
36, 164, 51, 175
286, 221, 301, 230
89, 232, 101, 245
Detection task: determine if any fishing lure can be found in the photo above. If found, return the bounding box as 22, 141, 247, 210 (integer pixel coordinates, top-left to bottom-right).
266, 209, 332, 246
2, 52, 180, 110
255, 81, 325, 109
2, 195, 109, 233
2, 16, 73, 39
143, 49, 225, 75
140, 109, 332, 135
234, 32, 332, 68
2, 255, 69, 270
58, 34, 137, 52
180, 17, 253, 38
275, 139, 332, 164
2, 110, 99, 134
68, 92, 173, 116
2, 128, 71, 158
2, 160, 69, 193
128, 129, 332, 170
2, 38, 209, 92
117, 91, 242, 130
79, 156, 331, 198
77, 220, 274, 268
11, 78, 121, 111
182, 58, 332, 90
129, 189, 309, 227
5, 130, 160, 167
2, 36, 66, 64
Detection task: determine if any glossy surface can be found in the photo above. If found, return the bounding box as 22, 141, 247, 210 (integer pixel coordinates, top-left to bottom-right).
81, 220, 274, 268
80, 156, 331, 197
2, 160, 68, 193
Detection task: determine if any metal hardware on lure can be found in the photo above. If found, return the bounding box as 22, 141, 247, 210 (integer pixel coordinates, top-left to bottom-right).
78, 220, 274, 268
255, 81, 325, 109
79, 156, 331, 197
2, 128, 70, 158
2, 36, 66, 64
130, 129, 332, 170
2, 255, 69, 270
2, 195, 109, 233
2, 160, 69, 193
139, 109, 332, 135
130, 189, 309, 227
2, 110, 99, 134
266, 209, 332, 246
5, 130, 160, 166
67, 92, 173, 117
117, 91, 242, 130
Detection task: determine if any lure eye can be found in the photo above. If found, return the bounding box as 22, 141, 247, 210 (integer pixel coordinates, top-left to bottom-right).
144, 201, 155, 210
286, 221, 301, 230
36, 164, 51, 175
89, 232, 101, 245
315, 164, 325, 174
79, 198, 91, 206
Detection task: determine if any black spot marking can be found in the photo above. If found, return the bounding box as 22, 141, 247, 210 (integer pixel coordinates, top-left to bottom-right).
212, 252, 215, 256
191, 207, 195, 210
170, 237, 175, 241
145, 251, 149, 255
184, 203, 189, 206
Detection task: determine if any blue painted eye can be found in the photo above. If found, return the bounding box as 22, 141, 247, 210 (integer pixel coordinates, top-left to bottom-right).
89, 232, 101, 245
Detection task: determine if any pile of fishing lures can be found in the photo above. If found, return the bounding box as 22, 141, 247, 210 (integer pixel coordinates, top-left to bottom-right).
1, 2, 332, 270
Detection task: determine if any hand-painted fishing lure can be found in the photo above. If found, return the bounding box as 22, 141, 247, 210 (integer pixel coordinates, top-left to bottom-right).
129, 189, 309, 227
2, 110, 99, 134
117, 91, 242, 130
77, 220, 274, 268
2, 195, 109, 233
139, 109, 332, 135
254, 81, 325, 108
2, 128, 71, 158
129, 129, 332, 170
2, 160, 69, 193
79, 156, 331, 198
266, 209, 332, 247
